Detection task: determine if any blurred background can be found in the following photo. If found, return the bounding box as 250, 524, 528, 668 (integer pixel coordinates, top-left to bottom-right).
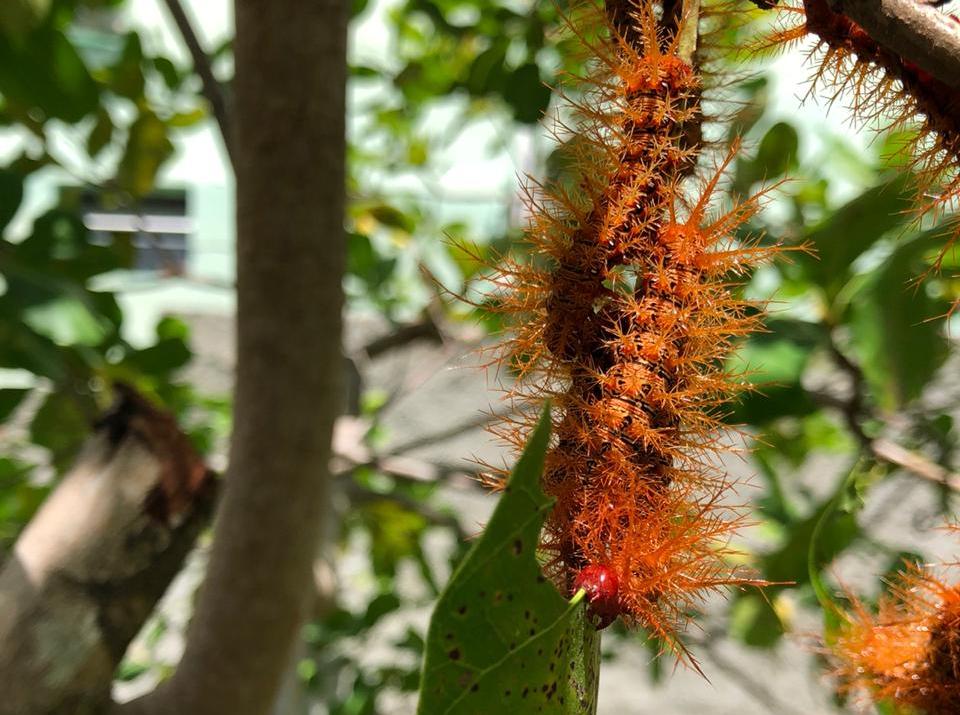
2, 0, 960, 713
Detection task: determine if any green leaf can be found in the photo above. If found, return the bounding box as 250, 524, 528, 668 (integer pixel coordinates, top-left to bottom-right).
761, 470, 862, 586
362, 592, 402, 628
808, 465, 865, 643
755, 122, 799, 176
16, 208, 132, 282
0, 457, 46, 545
348, 232, 397, 289
152, 56, 182, 90
167, 107, 207, 127
466, 41, 508, 96
22, 294, 110, 346
0, 0, 48, 38
732, 318, 824, 386
109, 32, 145, 100
0, 169, 23, 232
848, 225, 952, 409
123, 337, 192, 377
730, 593, 784, 648
0, 26, 99, 123
728, 319, 824, 424
877, 129, 917, 172
800, 176, 915, 299
354, 499, 429, 578
155, 315, 190, 341
417, 407, 601, 715
29, 389, 91, 472
368, 204, 415, 232
116, 110, 174, 198
503, 63, 550, 125
733, 122, 798, 194
731, 383, 818, 426
0, 388, 28, 422
115, 661, 151, 682
0, 317, 71, 380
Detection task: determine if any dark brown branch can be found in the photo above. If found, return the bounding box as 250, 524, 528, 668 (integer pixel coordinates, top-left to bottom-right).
160, 0, 235, 164
361, 318, 442, 359
824, 0, 960, 89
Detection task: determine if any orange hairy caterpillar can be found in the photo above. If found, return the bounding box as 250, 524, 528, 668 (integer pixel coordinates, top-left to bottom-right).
829, 555, 960, 713
761, 0, 960, 268
483, 0, 782, 657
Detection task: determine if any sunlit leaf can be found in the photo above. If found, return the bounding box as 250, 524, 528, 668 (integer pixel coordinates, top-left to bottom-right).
115, 110, 174, 198
848, 225, 952, 409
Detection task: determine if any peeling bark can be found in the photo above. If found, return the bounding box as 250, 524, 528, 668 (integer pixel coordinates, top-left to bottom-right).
0, 387, 214, 715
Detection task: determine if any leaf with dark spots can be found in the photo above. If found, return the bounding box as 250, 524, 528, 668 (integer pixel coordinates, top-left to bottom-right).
416, 406, 600, 714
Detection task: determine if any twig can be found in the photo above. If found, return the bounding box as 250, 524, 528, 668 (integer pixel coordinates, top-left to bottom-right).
676, 0, 701, 65
160, 0, 234, 164
823, 0, 960, 89
362, 318, 442, 359
870, 437, 960, 490
384, 412, 499, 456
811, 390, 960, 490
822, 331, 870, 448
332, 416, 483, 485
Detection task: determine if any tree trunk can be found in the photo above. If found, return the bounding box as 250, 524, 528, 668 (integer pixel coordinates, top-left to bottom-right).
123, 0, 348, 712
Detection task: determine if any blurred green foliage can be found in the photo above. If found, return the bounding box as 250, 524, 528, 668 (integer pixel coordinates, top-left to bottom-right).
721, 75, 960, 674
2, 0, 960, 713
0, 0, 225, 550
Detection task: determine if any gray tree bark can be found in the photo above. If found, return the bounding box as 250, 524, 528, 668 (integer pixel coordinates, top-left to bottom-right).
123, 0, 348, 712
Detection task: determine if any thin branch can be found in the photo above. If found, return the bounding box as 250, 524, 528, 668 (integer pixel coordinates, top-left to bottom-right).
160, 0, 235, 165
824, 0, 960, 89
870, 437, 960, 490
813, 390, 958, 489
385, 412, 499, 456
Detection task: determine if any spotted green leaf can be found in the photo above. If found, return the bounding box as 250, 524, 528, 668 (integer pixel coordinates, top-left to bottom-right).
417, 406, 601, 715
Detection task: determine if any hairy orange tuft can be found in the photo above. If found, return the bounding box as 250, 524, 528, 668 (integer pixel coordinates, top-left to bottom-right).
831, 562, 960, 713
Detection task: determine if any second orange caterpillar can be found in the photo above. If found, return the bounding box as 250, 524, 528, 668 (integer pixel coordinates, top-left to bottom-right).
830, 553, 960, 713
763, 0, 960, 267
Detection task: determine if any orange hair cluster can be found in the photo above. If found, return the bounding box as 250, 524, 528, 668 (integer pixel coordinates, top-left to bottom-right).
485, 0, 779, 654
763, 0, 960, 265
830, 561, 960, 713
